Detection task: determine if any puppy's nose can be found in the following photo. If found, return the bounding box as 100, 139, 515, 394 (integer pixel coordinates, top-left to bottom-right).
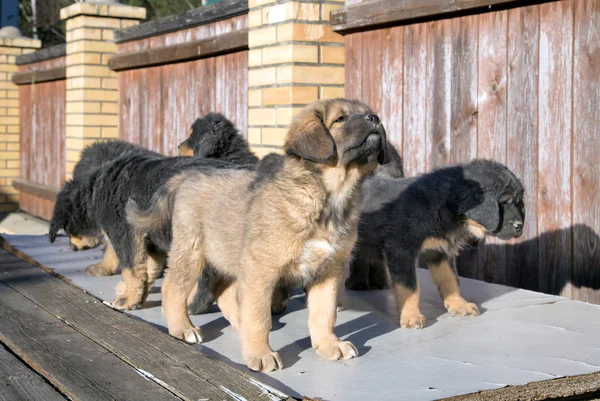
513, 221, 523, 232
365, 114, 380, 124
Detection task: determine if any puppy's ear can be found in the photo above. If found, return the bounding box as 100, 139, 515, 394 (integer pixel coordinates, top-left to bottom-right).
284, 105, 337, 163
49, 183, 74, 243
48, 220, 62, 244
451, 181, 500, 232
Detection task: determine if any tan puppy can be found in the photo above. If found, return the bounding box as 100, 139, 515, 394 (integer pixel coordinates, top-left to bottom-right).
127, 98, 388, 372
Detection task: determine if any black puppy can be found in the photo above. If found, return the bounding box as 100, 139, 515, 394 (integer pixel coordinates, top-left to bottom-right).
177, 112, 259, 165
346, 159, 525, 328
49, 151, 254, 310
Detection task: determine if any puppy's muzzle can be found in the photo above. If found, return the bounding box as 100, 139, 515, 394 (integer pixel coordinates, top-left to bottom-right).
495, 203, 525, 240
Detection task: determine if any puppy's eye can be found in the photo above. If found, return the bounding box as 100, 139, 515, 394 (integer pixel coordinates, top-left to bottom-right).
334, 116, 347, 123
506, 196, 513, 204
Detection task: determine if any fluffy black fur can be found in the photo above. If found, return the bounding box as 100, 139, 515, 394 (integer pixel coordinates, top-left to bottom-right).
346, 159, 525, 291
178, 113, 259, 165
72, 140, 156, 179
49, 152, 253, 275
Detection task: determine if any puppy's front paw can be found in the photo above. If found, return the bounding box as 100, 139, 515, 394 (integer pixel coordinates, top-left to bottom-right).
244, 350, 283, 372
314, 339, 358, 361
86, 263, 115, 276
111, 294, 142, 310
400, 311, 426, 329
446, 298, 480, 317
169, 326, 203, 344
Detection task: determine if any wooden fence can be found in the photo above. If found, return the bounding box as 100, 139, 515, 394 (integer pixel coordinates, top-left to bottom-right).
109, 0, 248, 155
333, 0, 600, 302
12, 45, 66, 221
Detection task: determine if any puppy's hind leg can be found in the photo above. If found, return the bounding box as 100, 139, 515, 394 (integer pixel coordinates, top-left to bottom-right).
385, 246, 426, 329
163, 234, 205, 344
112, 233, 150, 310
307, 266, 358, 362
86, 242, 119, 276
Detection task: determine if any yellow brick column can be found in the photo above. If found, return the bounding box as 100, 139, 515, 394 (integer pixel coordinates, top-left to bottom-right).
0, 33, 41, 212
247, 0, 344, 156
60, 1, 145, 179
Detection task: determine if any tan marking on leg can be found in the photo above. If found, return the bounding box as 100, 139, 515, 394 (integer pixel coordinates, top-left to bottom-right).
146, 251, 166, 286
111, 233, 149, 310
428, 258, 479, 317
86, 243, 119, 276
429, 260, 479, 316
394, 283, 426, 329
465, 219, 487, 239
239, 270, 282, 372
421, 237, 450, 252
307, 270, 358, 361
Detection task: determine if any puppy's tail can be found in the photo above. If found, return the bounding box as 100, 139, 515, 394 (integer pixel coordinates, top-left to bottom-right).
126, 174, 185, 252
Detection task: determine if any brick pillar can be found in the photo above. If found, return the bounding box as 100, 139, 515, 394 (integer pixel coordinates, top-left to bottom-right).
60, 1, 145, 179
247, 0, 344, 157
0, 32, 41, 212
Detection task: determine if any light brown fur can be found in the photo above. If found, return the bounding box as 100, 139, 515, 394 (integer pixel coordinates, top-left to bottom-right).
131, 99, 387, 371
85, 242, 120, 276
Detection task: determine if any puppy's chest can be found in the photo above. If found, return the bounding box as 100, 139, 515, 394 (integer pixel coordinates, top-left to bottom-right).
292, 202, 359, 282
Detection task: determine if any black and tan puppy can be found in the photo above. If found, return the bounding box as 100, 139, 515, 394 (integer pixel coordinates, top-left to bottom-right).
346, 159, 525, 328
49, 151, 256, 310
127, 98, 388, 372
67, 140, 160, 277
178, 112, 259, 165
54, 114, 257, 280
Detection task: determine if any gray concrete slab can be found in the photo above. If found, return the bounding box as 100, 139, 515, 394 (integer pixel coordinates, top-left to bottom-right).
0, 212, 49, 235
4, 233, 600, 401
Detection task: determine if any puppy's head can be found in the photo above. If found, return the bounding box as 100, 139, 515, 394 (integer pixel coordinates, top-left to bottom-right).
49, 179, 103, 251
177, 113, 239, 157
454, 159, 525, 241
284, 98, 388, 170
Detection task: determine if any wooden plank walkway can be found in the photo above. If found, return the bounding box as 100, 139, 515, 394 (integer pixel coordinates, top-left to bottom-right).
0, 236, 294, 401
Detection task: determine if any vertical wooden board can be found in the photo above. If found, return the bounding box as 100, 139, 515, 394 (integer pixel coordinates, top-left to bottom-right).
360, 29, 384, 117
19, 85, 30, 181
182, 59, 197, 146
118, 72, 130, 143
477, 10, 509, 285
170, 61, 189, 155
402, 22, 428, 177
426, 19, 452, 170
538, 0, 573, 297
572, 0, 600, 304
223, 53, 237, 134
451, 15, 479, 279
345, 33, 363, 100
130, 70, 143, 149
506, 5, 540, 291
236, 50, 248, 137
214, 55, 227, 116
380, 26, 404, 152
30, 83, 38, 186
57, 79, 66, 187
148, 66, 163, 153
160, 64, 179, 155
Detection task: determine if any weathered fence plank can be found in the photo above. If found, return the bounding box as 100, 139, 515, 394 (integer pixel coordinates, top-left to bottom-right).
572, 0, 600, 304
477, 10, 508, 284
505, 5, 540, 291
537, 0, 573, 297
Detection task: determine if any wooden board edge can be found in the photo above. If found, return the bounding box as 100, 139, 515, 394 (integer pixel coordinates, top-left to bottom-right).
109, 29, 248, 72
11, 67, 66, 85
12, 178, 60, 202
330, 0, 560, 35
438, 370, 600, 400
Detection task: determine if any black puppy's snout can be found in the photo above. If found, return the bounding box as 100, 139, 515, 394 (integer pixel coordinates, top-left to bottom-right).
365, 114, 380, 124
513, 221, 523, 233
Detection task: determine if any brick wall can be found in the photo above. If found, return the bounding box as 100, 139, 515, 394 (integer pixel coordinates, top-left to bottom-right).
247, 0, 345, 157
